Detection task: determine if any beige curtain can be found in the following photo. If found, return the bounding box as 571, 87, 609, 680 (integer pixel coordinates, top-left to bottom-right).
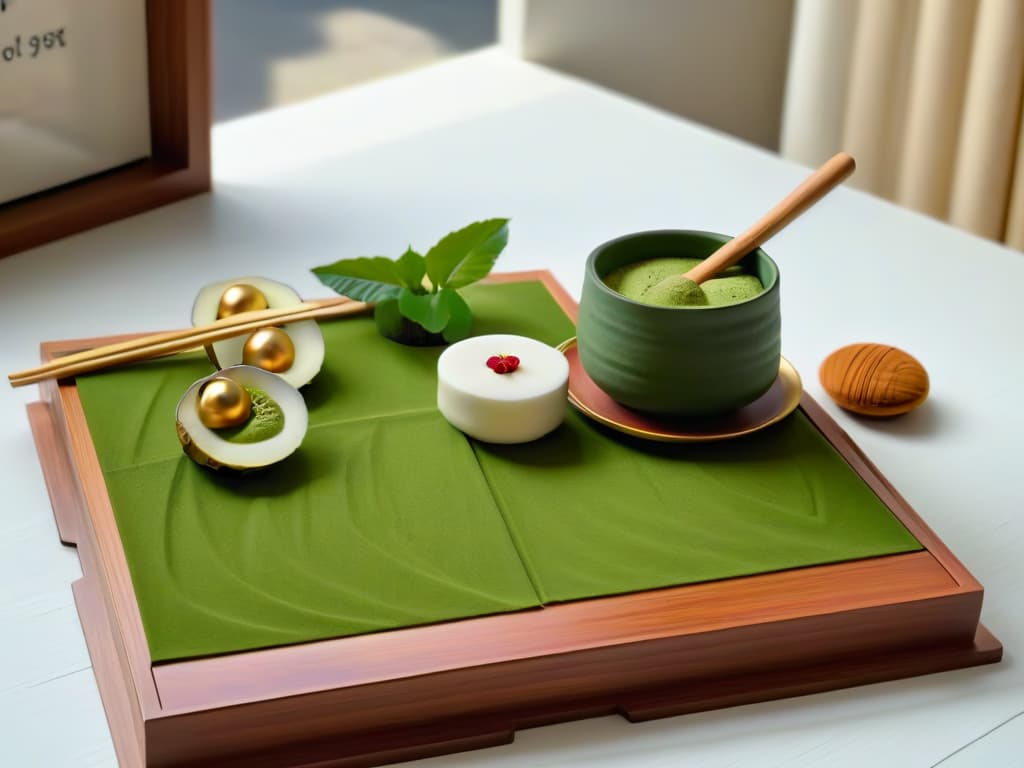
781, 0, 1024, 250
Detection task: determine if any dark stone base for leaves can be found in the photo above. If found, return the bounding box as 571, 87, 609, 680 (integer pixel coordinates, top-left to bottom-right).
383, 317, 447, 347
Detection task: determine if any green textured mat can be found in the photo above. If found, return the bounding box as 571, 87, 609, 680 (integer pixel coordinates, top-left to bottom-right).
76, 280, 921, 661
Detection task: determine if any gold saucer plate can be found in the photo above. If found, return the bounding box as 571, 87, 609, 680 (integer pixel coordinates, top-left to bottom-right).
558, 337, 802, 443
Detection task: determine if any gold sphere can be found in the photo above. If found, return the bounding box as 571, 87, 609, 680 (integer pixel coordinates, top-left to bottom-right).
242, 327, 296, 373
197, 377, 252, 429
217, 284, 269, 319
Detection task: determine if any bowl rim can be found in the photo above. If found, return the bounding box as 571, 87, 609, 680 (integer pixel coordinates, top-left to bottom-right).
585, 229, 779, 312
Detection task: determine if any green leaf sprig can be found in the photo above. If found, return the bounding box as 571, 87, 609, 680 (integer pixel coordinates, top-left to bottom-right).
311, 218, 509, 344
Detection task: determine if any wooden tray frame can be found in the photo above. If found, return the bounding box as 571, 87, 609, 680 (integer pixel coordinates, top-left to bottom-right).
0, 0, 210, 259
28, 271, 1001, 767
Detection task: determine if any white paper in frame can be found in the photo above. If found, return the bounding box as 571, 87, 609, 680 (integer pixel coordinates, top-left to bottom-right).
0, 0, 151, 205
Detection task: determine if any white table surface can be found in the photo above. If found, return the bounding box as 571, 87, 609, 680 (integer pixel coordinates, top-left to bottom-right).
1, 47, 1021, 767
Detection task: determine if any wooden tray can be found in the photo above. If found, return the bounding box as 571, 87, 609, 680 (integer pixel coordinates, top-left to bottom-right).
28, 271, 1001, 767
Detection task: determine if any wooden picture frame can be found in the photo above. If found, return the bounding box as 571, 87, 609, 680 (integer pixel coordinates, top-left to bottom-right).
0, 0, 211, 260
27, 272, 1001, 767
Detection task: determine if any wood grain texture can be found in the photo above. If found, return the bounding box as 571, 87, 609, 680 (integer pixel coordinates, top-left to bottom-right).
28, 401, 147, 766
820, 342, 930, 416
0, 0, 211, 259
37, 375, 162, 722
28, 271, 1001, 767
72, 576, 146, 768
621, 623, 1003, 721
152, 551, 958, 713
26, 403, 80, 545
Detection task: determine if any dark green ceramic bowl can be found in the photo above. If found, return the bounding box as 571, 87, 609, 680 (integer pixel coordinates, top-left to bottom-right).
576, 230, 781, 416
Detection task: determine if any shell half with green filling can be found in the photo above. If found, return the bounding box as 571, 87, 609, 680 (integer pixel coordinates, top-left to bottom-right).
192, 276, 325, 388
176, 365, 308, 471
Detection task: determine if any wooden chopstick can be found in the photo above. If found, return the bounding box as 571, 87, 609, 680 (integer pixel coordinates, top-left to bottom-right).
8, 297, 370, 388
13, 297, 353, 379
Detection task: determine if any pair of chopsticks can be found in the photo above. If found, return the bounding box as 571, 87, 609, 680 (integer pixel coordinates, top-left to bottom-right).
8, 297, 371, 388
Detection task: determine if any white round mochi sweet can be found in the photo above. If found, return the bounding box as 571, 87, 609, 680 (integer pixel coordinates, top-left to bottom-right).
437, 334, 569, 444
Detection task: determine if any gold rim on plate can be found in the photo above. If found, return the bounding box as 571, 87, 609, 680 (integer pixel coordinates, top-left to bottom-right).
557, 337, 803, 443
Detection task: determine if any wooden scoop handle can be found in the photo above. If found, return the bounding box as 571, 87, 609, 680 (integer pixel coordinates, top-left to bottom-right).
684, 152, 856, 285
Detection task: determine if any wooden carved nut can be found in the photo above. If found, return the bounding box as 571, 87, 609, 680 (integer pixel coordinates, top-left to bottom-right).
819, 343, 929, 417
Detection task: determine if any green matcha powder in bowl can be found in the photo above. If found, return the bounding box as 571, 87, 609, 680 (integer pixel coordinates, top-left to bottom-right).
603, 257, 765, 308
576, 230, 781, 417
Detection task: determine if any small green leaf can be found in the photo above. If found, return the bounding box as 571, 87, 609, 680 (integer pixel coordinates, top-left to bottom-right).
313, 256, 402, 284
425, 218, 508, 290
398, 287, 450, 333
373, 298, 404, 338
312, 257, 405, 302
441, 289, 473, 343
394, 248, 427, 291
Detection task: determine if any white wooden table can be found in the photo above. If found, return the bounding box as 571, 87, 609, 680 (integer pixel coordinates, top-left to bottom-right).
1, 48, 1020, 767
